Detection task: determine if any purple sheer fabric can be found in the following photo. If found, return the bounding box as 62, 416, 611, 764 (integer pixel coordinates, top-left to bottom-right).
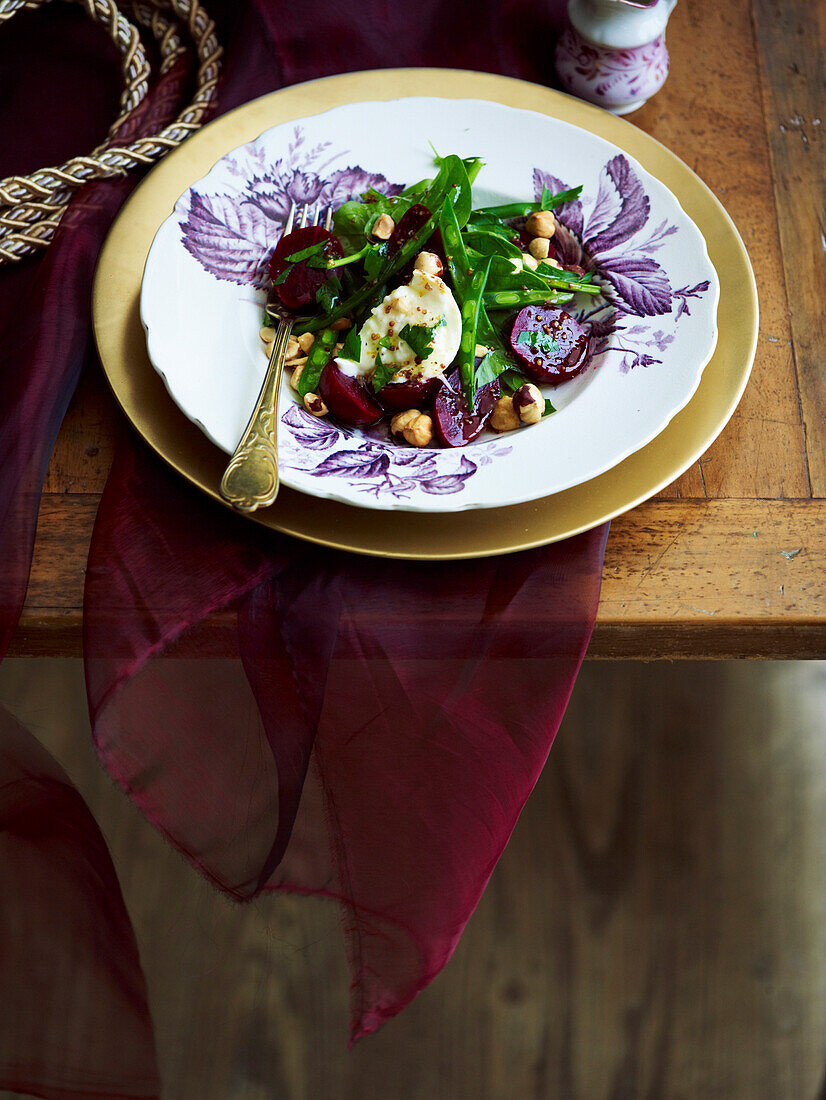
85, 443, 607, 1039
1, 0, 605, 1079
0, 705, 159, 1098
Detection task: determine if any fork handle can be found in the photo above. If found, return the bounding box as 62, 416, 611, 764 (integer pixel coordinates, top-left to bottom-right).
219, 319, 293, 512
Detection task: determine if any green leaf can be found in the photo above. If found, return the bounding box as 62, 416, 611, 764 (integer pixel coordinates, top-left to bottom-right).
286, 240, 327, 263
439, 154, 474, 229
543, 185, 583, 210
473, 348, 511, 389
398, 319, 444, 361
463, 229, 522, 260
272, 266, 292, 286
516, 329, 559, 355
543, 398, 556, 417
341, 323, 361, 361
499, 368, 532, 393
371, 357, 397, 392
315, 275, 343, 313
363, 241, 388, 279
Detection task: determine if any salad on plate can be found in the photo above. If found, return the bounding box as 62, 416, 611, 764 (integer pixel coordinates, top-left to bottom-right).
260, 153, 602, 449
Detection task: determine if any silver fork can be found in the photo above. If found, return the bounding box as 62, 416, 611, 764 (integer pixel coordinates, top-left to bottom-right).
220, 201, 331, 512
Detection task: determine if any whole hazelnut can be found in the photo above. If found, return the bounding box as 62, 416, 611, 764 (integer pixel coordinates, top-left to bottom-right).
528, 237, 551, 261
490, 395, 521, 432
512, 383, 544, 424
303, 392, 328, 417
414, 251, 444, 277
526, 210, 556, 238
371, 213, 395, 240
391, 408, 433, 447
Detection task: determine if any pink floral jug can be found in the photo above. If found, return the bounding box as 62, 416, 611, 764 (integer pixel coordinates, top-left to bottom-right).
555, 0, 676, 115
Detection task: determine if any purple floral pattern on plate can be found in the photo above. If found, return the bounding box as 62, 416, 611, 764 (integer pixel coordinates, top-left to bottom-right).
535, 155, 709, 374
173, 124, 711, 502
277, 405, 513, 501
179, 128, 401, 289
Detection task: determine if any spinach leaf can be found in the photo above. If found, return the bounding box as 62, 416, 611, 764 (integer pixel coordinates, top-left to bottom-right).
473, 348, 512, 389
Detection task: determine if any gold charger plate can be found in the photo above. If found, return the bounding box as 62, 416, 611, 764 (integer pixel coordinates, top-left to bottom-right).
92, 68, 757, 560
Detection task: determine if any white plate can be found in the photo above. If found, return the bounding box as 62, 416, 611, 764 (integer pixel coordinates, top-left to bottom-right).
141, 97, 719, 513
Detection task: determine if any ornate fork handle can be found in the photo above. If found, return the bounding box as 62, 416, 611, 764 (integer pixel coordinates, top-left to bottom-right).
220, 319, 293, 512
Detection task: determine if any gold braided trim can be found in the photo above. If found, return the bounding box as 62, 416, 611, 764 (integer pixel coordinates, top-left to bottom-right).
0, 0, 221, 263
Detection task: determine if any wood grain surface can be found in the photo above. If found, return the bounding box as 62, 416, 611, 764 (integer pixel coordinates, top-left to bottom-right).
3, 657, 826, 1099
10, 0, 826, 659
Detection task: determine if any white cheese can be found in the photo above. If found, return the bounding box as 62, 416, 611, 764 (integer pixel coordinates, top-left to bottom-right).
350, 269, 462, 383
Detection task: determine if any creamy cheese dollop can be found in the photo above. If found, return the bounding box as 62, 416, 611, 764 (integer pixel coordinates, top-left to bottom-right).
336, 269, 462, 385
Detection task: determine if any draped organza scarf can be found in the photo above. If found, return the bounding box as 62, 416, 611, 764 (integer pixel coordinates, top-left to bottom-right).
0, 0, 603, 1091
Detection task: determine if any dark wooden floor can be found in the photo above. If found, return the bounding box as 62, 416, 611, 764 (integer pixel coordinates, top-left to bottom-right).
2, 659, 826, 1099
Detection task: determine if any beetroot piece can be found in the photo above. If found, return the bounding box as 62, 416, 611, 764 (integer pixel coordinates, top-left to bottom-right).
432, 368, 501, 448
318, 361, 384, 427
509, 305, 590, 385
268, 226, 343, 311
377, 376, 442, 412
387, 204, 431, 257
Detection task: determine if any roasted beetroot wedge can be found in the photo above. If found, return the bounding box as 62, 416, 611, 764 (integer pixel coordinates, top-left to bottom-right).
377, 375, 442, 412
318, 361, 384, 427
509, 305, 590, 385
386, 203, 431, 257
432, 368, 500, 448
268, 226, 343, 311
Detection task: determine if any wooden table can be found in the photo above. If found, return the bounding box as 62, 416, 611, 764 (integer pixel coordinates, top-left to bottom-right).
10, 0, 824, 661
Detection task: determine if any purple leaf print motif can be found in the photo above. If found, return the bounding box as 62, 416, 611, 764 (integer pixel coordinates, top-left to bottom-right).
180, 126, 400, 288
313, 450, 391, 480
598, 255, 673, 317
584, 155, 650, 253
181, 192, 273, 289
322, 167, 404, 208
281, 404, 339, 449
421, 455, 477, 495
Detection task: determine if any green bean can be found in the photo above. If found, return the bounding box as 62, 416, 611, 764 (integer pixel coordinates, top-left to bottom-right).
483, 289, 573, 309
439, 198, 473, 303
302, 155, 481, 331
473, 186, 583, 219
298, 328, 338, 398
458, 258, 492, 402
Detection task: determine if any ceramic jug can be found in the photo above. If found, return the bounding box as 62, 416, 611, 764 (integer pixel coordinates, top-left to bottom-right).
555, 0, 677, 115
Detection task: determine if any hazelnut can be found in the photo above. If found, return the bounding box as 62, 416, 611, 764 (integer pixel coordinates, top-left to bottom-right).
331, 316, 352, 330
289, 362, 306, 391
414, 250, 443, 277
490, 395, 521, 432
521, 252, 539, 271
475, 344, 491, 358
542, 257, 562, 270
284, 334, 300, 359
372, 213, 395, 240
528, 237, 551, 261
303, 392, 328, 417
391, 408, 433, 447
526, 210, 556, 238
260, 325, 276, 345
512, 383, 544, 424
297, 332, 315, 353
